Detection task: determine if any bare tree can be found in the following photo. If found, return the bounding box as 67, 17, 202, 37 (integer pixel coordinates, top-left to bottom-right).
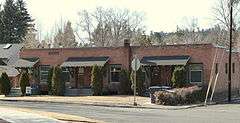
212, 0, 240, 48
213, 0, 240, 30
78, 7, 145, 47
53, 21, 78, 48
23, 24, 40, 48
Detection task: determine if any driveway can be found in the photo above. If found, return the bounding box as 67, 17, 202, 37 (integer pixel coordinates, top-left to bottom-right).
0, 100, 240, 123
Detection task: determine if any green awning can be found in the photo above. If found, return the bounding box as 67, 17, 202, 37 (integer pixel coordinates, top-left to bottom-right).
13, 57, 39, 68
141, 55, 190, 66
61, 56, 109, 67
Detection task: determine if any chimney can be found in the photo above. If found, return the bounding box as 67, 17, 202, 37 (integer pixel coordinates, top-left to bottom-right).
124, 39, 130, 47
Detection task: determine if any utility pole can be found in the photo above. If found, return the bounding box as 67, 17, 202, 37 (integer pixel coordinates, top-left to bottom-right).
228, 0, 233, 103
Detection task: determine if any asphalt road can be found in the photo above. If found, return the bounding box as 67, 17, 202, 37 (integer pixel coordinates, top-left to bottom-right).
0, 101, 240, 123
0, 119, 8, 123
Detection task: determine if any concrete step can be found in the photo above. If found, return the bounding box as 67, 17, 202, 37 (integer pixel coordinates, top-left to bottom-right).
65, 88, 93, 96
7, 88, 22, 97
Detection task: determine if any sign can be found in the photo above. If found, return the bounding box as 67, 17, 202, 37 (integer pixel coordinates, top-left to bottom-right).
131, 57, 140, 71
26, 86, 32, 95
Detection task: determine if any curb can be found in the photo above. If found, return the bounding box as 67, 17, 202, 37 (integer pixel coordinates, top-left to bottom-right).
0, 98, 204, 110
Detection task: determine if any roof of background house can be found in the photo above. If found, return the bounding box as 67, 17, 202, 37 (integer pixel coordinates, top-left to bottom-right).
0, 66, 19, 77
13, 57, 39, 68
0, 44, 23, 59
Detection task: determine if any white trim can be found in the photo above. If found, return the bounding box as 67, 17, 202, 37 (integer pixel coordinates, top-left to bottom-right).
110, 65, 121, 83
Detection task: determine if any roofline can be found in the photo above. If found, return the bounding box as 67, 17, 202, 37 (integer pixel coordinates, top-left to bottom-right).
22, 43, 215, 51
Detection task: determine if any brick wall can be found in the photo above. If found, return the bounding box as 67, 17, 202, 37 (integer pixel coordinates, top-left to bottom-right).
132, 44, 214, 85
210, 47, 240, 93
19, 43, 240, 94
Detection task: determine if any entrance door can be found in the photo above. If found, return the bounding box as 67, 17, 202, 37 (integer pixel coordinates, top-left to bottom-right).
151, 66, 162, 86
150, 66, 173, 86
77, 67, 84, 88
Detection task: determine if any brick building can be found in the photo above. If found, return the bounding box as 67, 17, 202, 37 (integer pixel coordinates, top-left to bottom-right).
13, 41, 240, 96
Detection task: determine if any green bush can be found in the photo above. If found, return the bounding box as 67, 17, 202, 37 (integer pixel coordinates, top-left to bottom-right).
0, 72, 11, 95
19, 71, 30, 95
119, 69, 132, 95
91, 65, 103, 96
52, 66, 65, 96
131, 69, 145, 96
47, 67, 53, 95
171, 66, 187, 88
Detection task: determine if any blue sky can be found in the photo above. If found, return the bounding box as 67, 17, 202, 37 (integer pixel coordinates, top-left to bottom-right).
1, 0, 218, 38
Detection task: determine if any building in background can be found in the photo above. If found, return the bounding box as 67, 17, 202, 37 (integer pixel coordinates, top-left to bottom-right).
0, 44, 23, 86
13, 41, 240, 96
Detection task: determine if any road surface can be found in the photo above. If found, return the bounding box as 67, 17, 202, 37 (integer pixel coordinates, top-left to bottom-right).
0, 100, 240, 123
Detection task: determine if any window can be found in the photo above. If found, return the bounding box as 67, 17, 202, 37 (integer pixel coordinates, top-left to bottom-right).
39, 65, 50, 83
189, 64, 203, 83
110, 65, 121, 82
232, 63, 235, 73
225, 63, 228, 74
62, 67, 70, 82
215, 63, 218, 74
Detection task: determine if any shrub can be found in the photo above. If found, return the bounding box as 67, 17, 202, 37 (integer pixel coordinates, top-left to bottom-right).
52, 66, 65, 96
171, 66, 187, 88
131, 69, 145, 96
19, 71, 30, 95
119, 69, 132, 95
47, 67, 53, 95
155, 91, 183, 105
91, 65, 103, 96
0, 72, 11, 95
154, 85, 204, 105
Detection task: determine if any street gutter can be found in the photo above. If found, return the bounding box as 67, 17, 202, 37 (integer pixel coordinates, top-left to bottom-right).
0, 98, 205, 110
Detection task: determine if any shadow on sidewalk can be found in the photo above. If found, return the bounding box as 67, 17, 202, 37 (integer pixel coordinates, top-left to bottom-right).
0, 119, 9, 123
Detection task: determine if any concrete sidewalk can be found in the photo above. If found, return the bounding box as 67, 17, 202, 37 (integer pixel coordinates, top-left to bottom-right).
0, 107, 62, 123
0, 95, 203, 110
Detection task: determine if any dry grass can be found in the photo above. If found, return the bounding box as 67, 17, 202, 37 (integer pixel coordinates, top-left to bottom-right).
0, 95, 150, 106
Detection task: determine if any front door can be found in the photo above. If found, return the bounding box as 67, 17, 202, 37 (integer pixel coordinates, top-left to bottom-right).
151, 66, 161, 86
77, 67, 84, 88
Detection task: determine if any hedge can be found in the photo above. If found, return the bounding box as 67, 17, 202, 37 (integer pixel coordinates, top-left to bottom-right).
119, 69, 132, 95
131, 69, 145, 96
91, 65, 103, 96
171, 66, 187, 88
19, 71, 30, 95
47, 67, 53, 95
51, 66, 65, 96
154, 85, 205, 105
0, 72, 11, 95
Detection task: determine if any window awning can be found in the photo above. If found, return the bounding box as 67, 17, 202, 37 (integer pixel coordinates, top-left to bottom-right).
141, 55, 190, 66
13, 57, 39, 68
61, 56, 109, 67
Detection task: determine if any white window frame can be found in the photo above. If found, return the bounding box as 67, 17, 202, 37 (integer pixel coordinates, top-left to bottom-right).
39, 65, 50, 83
110, 65, 121, 83
189, 64, 203, 84
62, 67, 71, 82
